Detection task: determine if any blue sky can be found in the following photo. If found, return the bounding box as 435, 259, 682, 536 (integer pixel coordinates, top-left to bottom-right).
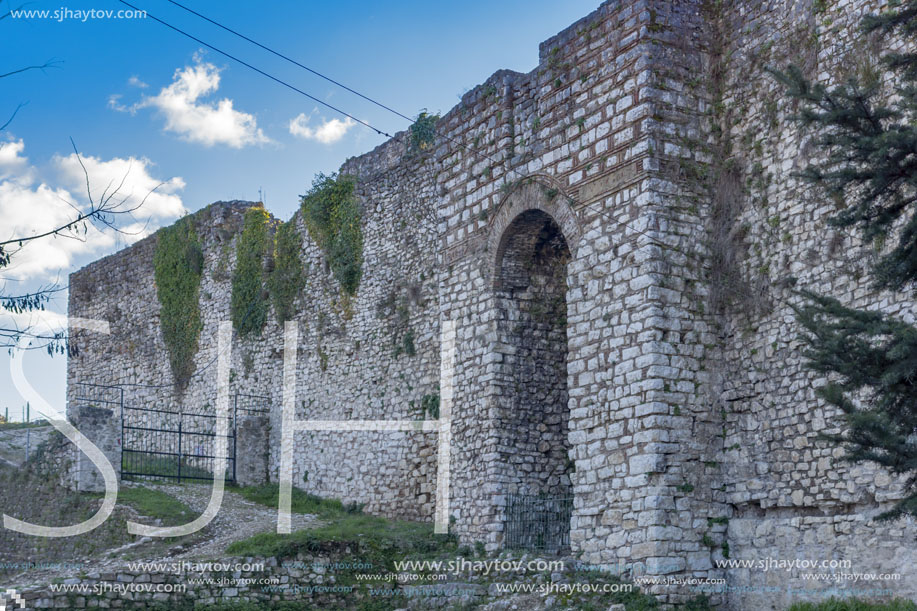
0, 0, 597, 420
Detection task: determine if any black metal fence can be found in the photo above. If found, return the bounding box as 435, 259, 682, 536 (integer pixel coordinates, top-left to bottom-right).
71, 383, 269, 484
504, 494, 573, 553
121, 405, 233, 482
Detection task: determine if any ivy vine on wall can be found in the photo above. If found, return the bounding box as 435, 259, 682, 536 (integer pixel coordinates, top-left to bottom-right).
267, 220, 307, 323
153, 216, 204, 389
300, 173, 363, 295
409, 110, 439, 153
231, 205, 270, 336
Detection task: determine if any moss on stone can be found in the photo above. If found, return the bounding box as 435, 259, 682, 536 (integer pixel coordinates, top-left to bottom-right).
300, 173, 363, 295
231, 205, 270, 336
153, 216, 204, 388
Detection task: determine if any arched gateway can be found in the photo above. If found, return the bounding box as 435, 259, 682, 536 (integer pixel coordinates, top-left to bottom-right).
443, 178, 583, 552
493, 207, 573, 551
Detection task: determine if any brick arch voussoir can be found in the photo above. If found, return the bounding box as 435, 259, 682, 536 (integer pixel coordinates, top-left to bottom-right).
486, 175, 582, 290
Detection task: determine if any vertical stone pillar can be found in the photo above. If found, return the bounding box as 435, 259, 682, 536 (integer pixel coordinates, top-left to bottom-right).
73, 404, 120, 492
236, 415, 270, 486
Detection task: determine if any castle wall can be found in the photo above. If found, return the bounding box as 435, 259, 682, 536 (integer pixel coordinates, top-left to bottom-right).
64, 0, 917, 607
68, 156, 443, 519
67, 202, 255, 445
270, 140, 441, 520
432, 6, 727, 606
710, 0, 917, 607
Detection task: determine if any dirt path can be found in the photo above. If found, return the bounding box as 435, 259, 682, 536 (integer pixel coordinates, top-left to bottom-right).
151, 482, 318, 560
5, 482, 317, 588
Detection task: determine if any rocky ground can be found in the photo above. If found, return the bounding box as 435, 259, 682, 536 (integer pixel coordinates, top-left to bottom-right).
0, 424, 52, 467
140, 481, 318, 561
2, 478, 317, 589
0, 434, 657, 609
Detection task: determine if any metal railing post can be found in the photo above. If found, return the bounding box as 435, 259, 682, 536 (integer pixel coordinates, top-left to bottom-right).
232, 393, 238, 483
177, 417, 182, 482
119, 387, 125, 481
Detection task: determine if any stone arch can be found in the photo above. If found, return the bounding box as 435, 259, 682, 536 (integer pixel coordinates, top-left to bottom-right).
488, 180, 577, 552
487, 175, 581, 290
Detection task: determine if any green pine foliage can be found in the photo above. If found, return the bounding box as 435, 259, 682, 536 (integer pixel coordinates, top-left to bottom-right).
795, 292, 917, 520
267, 220, 307, 323
153, 216, 204, 388
776, 1, 917, 520
773, 10, 917, 292
300, 173, 363, 295
231, 205, 270, 336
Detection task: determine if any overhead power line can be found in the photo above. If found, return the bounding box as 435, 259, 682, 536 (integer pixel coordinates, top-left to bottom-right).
120, 0, 701, 266
115, 0, 393, 139
165, 0, 415, 124
152, 1, 691, 256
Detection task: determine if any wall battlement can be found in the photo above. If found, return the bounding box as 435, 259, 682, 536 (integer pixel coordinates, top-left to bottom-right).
67, 1, 917, 607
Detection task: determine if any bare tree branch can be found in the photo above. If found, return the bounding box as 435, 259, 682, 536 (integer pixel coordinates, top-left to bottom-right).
1, 138, 169, 353
0, 101, 26, 131
0, 58, 62, 80
0, 140, 161, 248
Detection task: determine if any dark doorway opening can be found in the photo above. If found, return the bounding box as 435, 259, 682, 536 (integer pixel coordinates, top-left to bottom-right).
494, 209, 572, 552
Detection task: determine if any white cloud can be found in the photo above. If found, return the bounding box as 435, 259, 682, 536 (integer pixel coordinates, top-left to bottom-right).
54, 152, 185, 220
0, 138, 28, 180
0, 139, 186, 279
289, 111, 355, 144
0, 305, 68, 338
128, 75, 148, 89
107, 94, 130, 113
133, 60, 269, 148
0, 139, 25, 167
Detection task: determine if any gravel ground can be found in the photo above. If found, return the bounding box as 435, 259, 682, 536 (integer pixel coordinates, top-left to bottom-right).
151, 481, 318, 560
4, 481, 318, 588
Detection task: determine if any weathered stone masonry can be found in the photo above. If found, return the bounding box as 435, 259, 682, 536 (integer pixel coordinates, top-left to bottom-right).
67, 1, 916, 608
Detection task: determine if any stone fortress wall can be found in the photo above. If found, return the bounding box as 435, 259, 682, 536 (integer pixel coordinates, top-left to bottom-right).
707, 1, 917, 608
66, 1, 917, 607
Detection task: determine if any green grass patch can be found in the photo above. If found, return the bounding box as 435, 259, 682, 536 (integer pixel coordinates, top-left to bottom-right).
227, 512, 457, 577
112, 486, 195, 526
223, 485, 684, 610
0, 420, 49, 430
226, 487, 458, 582
787, 599, 917, 611
232, 483, 355, 518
